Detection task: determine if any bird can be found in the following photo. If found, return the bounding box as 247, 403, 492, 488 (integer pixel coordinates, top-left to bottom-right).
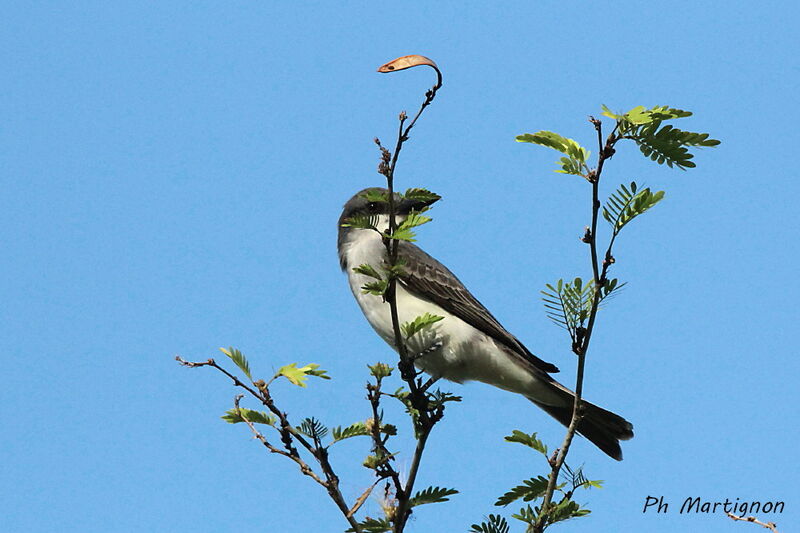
337, 187, 633, 460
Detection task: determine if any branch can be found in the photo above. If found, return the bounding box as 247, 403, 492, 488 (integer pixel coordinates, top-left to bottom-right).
726, 512, 780, 532
366, 374, 404, 497
374, 56, 444, 533
534, 118, 621, 532
232, 394, 327, 487
177, 356, 362, 533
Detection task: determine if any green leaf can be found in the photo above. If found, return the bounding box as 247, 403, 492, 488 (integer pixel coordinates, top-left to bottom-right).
367, 362, 393, 379
275, 362, 330, 387
429, 389, 462, 408
341, 214, 379, 230
495, 476, 549, 507
541, 277, 594, 339
603, 182, 665, 234
516, 131, 590, 177
403, 188, 441, 203
510, 504, 536, 525
297, 417, 328, 439
548, 498, 590, 524
398, 211, 432, 231
360, 190, 390, 203
353, 263, 382, 280
626, 120, 720, 170
469, 514, 510, 533
409, 486, 459, 507
610, 104, 693, 127
504, 430, 548, 456
600, 104, 621, 120
388, 227, 416, 242
555, 156, 585, 176
389, 209, 433, 242
361, 280, 388, 296
516, 131, 589, 162
331, 421, 370, 443
647, 105, 693, 120
401, 312, 445, 338
624, 105, 653, 124
219, 347, 251, 380
346, 517, 392, 533
362, 451, 394, 470
221, 407, 275, 425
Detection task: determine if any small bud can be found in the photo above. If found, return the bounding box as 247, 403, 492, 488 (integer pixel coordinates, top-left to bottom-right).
374, 137, 381, 145
399, 111, 407, 121
548, 449, 559, 467
581, 227, 592, 243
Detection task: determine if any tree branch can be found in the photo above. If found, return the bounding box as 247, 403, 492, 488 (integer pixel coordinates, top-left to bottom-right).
177, 356, 362, 533
375, 62, 443, 533
534, 118, 621, 532
726, 512, 780, 532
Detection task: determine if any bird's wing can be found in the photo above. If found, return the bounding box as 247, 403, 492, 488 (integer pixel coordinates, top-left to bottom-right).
397, 241, 559, 374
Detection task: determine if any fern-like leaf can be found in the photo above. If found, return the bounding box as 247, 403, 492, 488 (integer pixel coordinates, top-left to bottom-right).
401, 312, 444, 338
409, 486, 459, 507
548, 498, 590, 524
221, 407, 275, 425
403, 188, 441, 203
219, 347, 251, 380
603, 182, 665, 234
629, 122, 720, 169
297, 417, 328, 440
330, 422, 370, 443
541, 278, 593, 339
361, 280, 388, 296
495, 476, 549, 506
470, 514, 510, 533
504, 430, 548, 456
353, 263, 382, 280
341, 214, 379, 231
346, 517, 392, 533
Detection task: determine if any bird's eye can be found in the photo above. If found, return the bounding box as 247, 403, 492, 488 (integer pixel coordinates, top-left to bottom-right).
367, 202, 378, 212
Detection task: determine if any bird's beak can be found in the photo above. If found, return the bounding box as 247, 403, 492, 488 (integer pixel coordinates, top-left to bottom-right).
397, 193, 441, 214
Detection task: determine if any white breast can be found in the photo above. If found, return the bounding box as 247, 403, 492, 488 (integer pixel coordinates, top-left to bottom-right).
339, 229, 543, 395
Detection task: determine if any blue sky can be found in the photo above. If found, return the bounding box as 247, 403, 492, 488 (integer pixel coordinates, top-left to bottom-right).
2, 2, 798, 532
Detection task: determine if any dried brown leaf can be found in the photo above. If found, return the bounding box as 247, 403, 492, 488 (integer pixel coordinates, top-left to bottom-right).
377, 54, 438, 73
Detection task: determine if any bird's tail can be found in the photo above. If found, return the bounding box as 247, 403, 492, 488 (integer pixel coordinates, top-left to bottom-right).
527, 384, 634, 461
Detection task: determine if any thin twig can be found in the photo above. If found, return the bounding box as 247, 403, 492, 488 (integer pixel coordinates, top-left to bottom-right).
726, 512, 780, 532
376, 68, 443, 533
366, 377, 404, 497
233, 394, 327, 487
534, 118, 622, 532
178, 356, 362, 533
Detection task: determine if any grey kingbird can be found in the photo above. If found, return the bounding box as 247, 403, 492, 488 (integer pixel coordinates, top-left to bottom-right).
337, 187, 633, 460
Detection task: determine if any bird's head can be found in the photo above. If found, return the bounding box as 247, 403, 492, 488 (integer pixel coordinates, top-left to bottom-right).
337, 187, 440, 235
